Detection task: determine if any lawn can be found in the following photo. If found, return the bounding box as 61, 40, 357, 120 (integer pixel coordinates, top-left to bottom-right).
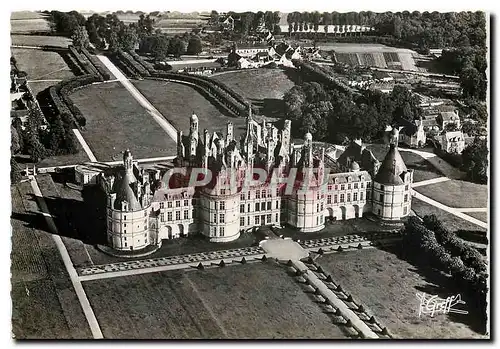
83, 261, 349, 339
464, 212, 488, 224
211, 68, 296, 118
69, 81, 177, 161
11, 18, 51, 33
411, 197, 487, 233
11, 34, 72, 48
414, 180, 488, 209
11, 48, 74, 80
11, 182, 93, 339
133, 79, 248, 140
316, 247, 488, 339
366, 143, 443, 182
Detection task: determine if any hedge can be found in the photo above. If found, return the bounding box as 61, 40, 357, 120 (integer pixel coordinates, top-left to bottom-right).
81, 48, 112, 80
69, 45, 100, 77
117, 50, 150, 77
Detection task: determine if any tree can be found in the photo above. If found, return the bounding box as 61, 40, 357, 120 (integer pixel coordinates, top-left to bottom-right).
167, 37, 186, 57
460, 66, 486, 101
186, 35, 202, 55
209, 10, 219, 25
11, 125, 20, 155
10, 157, 22, 184
137, 14, 154, 38
462, 136, 488, 184
152, 35, 169, 61
72, 26, 90, 50
118, 25, 138, 51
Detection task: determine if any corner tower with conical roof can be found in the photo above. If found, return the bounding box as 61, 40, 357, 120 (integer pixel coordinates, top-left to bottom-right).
371, 132, 413, 220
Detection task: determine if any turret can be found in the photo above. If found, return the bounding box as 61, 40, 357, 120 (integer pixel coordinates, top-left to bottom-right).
177, 130, 185, 159
189, 113, 199, 156
226, 122, 233, 142
123, 149, 133, 176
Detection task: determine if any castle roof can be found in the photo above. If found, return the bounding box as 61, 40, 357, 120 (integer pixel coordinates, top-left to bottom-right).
373, 144, 407, 186
114, 172, 142, 211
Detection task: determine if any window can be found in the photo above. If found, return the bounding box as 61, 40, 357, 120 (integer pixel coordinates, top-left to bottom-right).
240, 204, 245, 213
213, 213, 217, 223
334, 194, 338, 203
361, 182, 364, 188
256, 190, 261, 199
341, 184, 345, 191
266, 214, 271, 223
275, 213, 279, 222
168, 201, 172, 208
255, 216, 260, 225
316, 203, 320, 212
360, 192, 364, 201
219, 201, 225, 210
160, 202, 164, 209
145, 239, 147, 244
267, 201, 272, 210
167, 212, 172, 221
404, 194, 409, 202
247, 217, 251, 225
124, 242, 127, 247
335, 185, 339, 190
220, 227, 224, 236
255, 203, 260, 211
262, 190, 266, 198
261, 202, 266, 211
317, 192, 320, 200
321, 203, 324, 211
241, 193, 245, 201
161, 213, 165, 222
380, 185, 384, 191
405, 185, 409, 191
354, 193, 358, 201
348, 184, 351, 190
367, 182, 371, 188
176, 211, 181, 220
354, 183, 358, 189
144, 211, 147, 217
221, 189, 226, 195
219, 214, 225, 223
124, 236, 127, 241
380, 194, 384, 202
347, 193, 351, 202
176, 201, 180, 207
124, 215, 127, 220
340, 194, 345, 202
247, 192, 251, 200
316, 216, 319, 225
276, 201, 279, 209
124, 223, 127, 227
184, 200, 189, 206
328, 185, 332, 191
184, 210, 189, 219
327, 195, 332, 204
240, 217, 245, 226
276, 188, 280, 196
248, 203, 251, 212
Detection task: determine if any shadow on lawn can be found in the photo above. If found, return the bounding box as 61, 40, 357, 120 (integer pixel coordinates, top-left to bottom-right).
20, 184, 107, 246
377, 244, 487, 335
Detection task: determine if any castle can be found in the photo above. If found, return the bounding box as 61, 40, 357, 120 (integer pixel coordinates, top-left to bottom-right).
98, 113, 413, 252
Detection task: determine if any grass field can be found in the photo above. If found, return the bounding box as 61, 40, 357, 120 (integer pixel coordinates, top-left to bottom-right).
11, 18, 51, 33
464, 212, 488, 223
11, 35, 71, 48
411, 197, 487, 233
83, 261, 349, 339
11, 182, 92, 339
69, 81, 177, 161
316, 247, 487, 339
212, 68, 296, 118
414, 180, 488, 209
133, 79, 248, 140
11, 48, 74, 81
367, 143, 443, 182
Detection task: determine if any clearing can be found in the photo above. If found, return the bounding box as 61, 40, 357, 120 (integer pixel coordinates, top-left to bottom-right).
11, 48, 74, 82
69, 81, 177, 161
414, 179, 488, 209
11, 35, 72, 48
316, 247, 487, 339
82, 261, 349, 339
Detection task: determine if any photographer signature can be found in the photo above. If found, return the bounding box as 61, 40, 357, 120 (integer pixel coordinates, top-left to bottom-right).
416, 292, 469, 317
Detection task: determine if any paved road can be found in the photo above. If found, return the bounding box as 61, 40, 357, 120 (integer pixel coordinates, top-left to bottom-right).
29, 177, 103, 339
456, 208, 488, 213
412, 177, 450, 188
72, 129, 97, 162
96, 55, 178, 143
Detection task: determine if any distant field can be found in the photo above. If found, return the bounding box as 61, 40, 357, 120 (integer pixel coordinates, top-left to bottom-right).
11, 11, 47, 20
11, 35, 71, 48
411, 197, 487, 233
11, 18, 51, 33
83, 262, 349, 339
211, 68, 296, 118
69, 81, 176, 161
317, 247, 487, 339
414, 180, 488, 209
133, 79, 248, 140
11, 48, 74, 81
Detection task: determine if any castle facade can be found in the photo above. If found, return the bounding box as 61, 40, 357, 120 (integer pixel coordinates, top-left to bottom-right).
98, 113, 413, 252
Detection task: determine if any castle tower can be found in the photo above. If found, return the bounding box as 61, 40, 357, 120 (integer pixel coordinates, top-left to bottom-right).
123, 149, 134, 178
303, 132, 313, 168
189, 113, 199, 156
226, 121, 234, 143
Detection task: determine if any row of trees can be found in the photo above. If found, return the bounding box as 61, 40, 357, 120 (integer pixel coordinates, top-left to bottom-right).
210, 10, 281, 35
283, 67, 422, 144
402, 215, 487, 332
138, 34, 202, 60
